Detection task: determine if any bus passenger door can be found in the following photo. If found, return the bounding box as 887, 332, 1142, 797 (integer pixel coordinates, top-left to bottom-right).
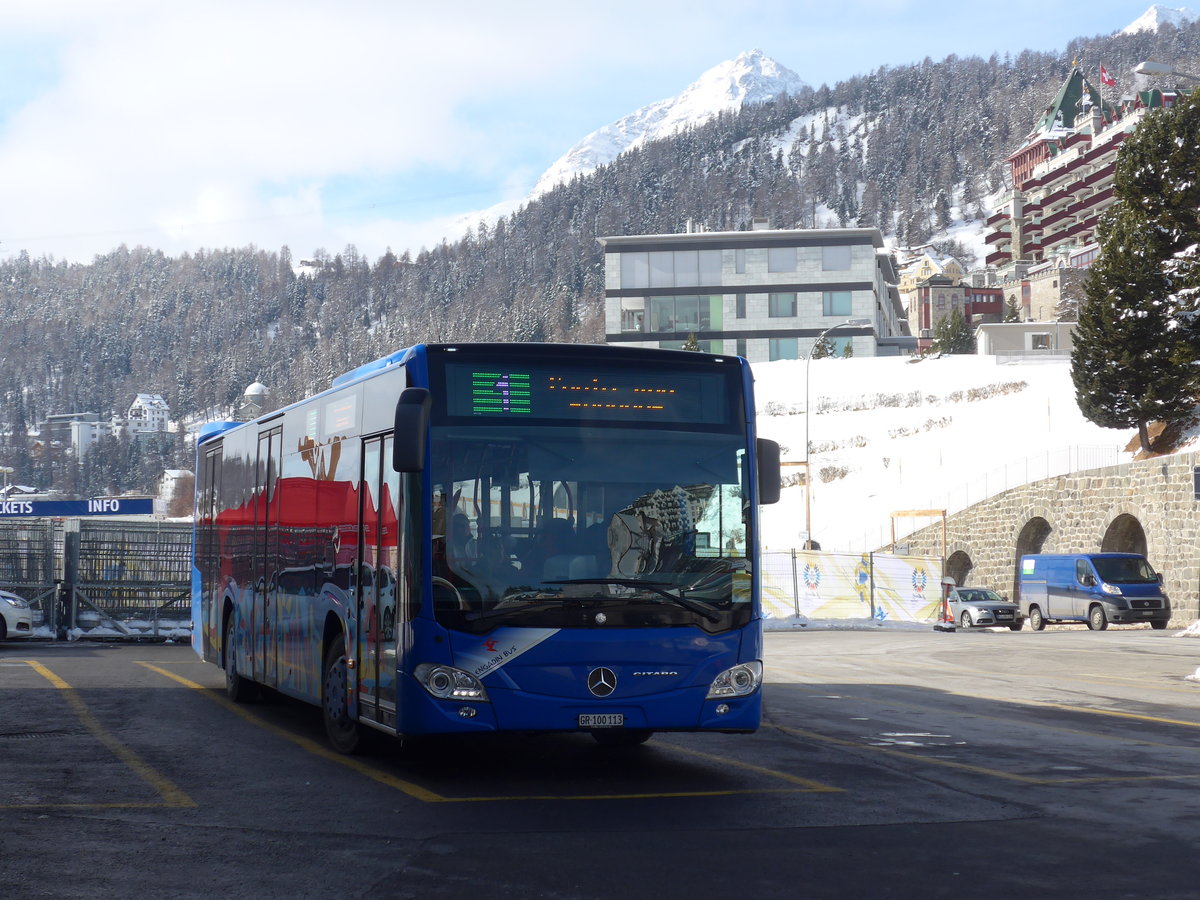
254, 426, 282, 686
377, 436, 401, 726
356, 435, 401, 729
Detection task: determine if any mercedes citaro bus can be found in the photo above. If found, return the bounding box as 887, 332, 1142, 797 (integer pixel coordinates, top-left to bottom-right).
193, 343, 780, 752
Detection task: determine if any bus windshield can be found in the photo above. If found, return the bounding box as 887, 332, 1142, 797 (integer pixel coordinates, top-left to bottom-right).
429, 423, 752, 634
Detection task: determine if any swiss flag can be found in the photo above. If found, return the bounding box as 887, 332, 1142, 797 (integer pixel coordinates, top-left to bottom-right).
1100, 65, 1117, 87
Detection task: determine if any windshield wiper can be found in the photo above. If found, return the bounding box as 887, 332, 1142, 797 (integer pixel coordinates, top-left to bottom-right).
547, 578, 722, 623
464, 594, 565, 623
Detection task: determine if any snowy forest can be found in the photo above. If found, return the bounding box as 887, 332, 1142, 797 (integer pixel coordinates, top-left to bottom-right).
3, 20, 1200, 497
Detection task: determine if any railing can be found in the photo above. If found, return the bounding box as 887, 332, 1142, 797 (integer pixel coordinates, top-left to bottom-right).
849, 444, 1123, 552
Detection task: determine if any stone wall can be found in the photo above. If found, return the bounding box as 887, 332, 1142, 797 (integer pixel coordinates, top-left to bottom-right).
900, 450, 1200, 626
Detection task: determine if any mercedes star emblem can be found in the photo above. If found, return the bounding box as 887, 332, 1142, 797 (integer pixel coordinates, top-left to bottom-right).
587, 667, 617, 697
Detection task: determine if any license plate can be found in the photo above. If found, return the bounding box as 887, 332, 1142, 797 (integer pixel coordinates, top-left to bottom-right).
1142, 610, 1154, 616
579, 713, 624, 728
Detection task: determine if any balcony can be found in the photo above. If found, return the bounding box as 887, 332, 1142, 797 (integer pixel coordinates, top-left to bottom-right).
985, 229, 1012, 245
985, 249, 1013, 267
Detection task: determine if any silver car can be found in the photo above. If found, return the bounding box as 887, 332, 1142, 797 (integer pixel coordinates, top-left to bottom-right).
950, 587, 1023, 631
0, 590, 35, 640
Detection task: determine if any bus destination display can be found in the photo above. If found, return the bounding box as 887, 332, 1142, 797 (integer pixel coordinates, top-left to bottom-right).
444, 362, 734, 425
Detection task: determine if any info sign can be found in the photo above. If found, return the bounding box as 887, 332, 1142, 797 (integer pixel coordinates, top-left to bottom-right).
0, 498, 155, 518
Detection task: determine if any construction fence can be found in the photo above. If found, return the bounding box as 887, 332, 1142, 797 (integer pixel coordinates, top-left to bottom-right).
0, 518, 192, 640
760, 549, 946, 625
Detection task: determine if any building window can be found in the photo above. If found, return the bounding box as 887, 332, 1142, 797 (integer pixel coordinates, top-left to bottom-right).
674, 250, 699, 287
830, 336, 852, 357
735, 293, 746, 319
769, 292, 797, 317
674, 296, 700, 332
620, 252, 649, 289
769, 337, 799, 360
1030, 333, 1052, 351
650, 251, 674, 288
736, 338, 747, 358
698, 250, 721, 284
735, 248, 746, 274
620, 298, 645, 333
936, 295, 946, 309
822, 290, 852, 316
650, 296, 675, 332
822, 245, 852, 270
648, 296, 714, 333
768, 246, 796, 273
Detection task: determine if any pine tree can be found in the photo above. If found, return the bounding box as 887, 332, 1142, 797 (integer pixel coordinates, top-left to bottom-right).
1071, 89, 1200, 454
1071, 204, 1196, 454
930, 308, 974, 354
809, 335, 835, 359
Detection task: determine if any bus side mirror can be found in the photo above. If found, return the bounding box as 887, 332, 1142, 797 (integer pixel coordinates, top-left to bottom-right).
393, 388, 432, 472
756, 438, 781, 505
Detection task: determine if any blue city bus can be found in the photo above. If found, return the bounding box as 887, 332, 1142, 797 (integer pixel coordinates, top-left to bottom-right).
192, 343, 780, 752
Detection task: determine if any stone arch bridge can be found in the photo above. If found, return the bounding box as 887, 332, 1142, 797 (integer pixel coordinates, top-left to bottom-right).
900, 449, 1200, 626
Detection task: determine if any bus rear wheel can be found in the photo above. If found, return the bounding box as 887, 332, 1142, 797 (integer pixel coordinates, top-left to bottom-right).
322, 633, 364, 754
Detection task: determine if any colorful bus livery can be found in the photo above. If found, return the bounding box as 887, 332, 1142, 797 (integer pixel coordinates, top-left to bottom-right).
193, 343, 781, 753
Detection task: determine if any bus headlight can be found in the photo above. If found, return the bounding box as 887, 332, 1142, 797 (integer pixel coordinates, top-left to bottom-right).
707, 661, 762, 699
414, 664, 490, 702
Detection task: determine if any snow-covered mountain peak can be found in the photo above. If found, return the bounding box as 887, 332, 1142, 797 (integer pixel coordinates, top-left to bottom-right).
1122, 4, 1197, 34
530, 50, 808, 198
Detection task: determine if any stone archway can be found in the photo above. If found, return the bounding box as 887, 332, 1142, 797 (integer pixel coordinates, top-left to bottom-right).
1012, 516, 1053, 601
945, 550, 974, 587
1101, 514, 1148, 556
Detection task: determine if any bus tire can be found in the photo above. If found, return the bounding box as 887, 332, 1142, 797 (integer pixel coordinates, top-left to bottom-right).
591, 729, 652, 748
322, 632, 364, 754
224, 615, 257, 702
1028, 606, 1045, 631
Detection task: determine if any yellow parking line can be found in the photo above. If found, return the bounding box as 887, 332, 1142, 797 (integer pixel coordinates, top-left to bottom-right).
140, 663, 840, 802
2, 661, 195, 810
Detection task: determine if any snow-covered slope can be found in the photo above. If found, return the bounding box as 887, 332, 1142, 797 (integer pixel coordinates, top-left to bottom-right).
530, 49, 808, 198
750, 355, 1200, 554
1123, 4, 1197, 34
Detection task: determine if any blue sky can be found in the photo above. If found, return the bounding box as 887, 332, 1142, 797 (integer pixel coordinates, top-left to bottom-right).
0, 1, 1169, 264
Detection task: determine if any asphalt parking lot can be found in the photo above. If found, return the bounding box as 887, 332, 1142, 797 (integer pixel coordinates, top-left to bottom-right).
3, 628, 1199, 899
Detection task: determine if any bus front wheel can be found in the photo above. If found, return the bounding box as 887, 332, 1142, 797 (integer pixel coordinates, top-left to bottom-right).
322, 633, 364, 754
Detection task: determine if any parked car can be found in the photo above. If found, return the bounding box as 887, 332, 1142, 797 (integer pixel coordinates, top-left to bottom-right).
0, 589, 35, 640
949, 587, 1023, 631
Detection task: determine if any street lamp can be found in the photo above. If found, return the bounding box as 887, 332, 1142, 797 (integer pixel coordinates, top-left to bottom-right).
803, 317, 871, 548
1133, 60, 1200, 82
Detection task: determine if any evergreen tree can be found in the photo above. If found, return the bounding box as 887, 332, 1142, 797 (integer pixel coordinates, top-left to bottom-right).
683, 332, 701, 351
809, 335, 835, 359
1071, 89, 1200, 454
1004, 295, 1022, 322
1072, 204, 1197, 454
930, 308, 975, 354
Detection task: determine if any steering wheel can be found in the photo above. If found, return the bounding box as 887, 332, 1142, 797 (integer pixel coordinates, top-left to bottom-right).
431, 576, 468, 610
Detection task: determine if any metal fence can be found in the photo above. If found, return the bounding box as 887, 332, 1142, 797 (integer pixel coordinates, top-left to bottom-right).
0, 518, 192, 640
